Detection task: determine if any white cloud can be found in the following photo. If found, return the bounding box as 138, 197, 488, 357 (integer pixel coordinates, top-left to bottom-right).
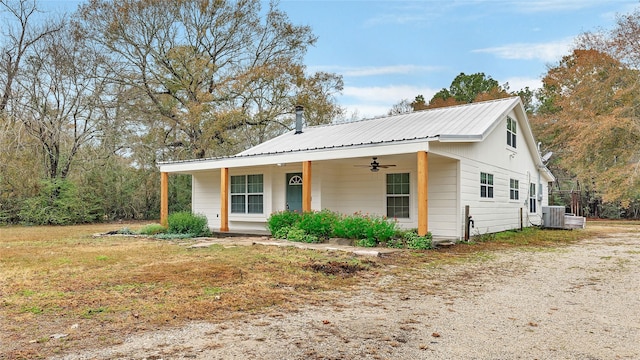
503, 77, 543, 92
472, 37, 575, 62
308, 64, 441, 77
340, 84, 438, 119
343, 85, 434, 103
343, 65, 441, 77
510, 0, 605, 13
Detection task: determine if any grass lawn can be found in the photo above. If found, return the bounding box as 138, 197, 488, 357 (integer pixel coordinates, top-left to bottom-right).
0, 221, 616, 359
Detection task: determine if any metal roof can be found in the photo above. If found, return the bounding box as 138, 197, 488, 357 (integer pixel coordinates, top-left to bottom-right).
238, 97, 521, 157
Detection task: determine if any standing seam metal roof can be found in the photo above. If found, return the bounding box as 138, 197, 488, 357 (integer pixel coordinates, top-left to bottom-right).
237, 97, 521, 157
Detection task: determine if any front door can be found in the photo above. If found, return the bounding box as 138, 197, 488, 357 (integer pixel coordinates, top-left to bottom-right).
286, 173, 303, 212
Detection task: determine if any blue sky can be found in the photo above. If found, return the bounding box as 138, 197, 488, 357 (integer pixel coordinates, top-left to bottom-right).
277, 0, 640, 118
38, 0, 640, 118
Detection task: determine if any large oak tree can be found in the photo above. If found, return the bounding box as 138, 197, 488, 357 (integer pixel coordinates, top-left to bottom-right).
77, 0, 343, 160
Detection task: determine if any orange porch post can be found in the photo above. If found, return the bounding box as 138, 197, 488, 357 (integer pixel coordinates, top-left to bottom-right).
417, 151, 429, 236
302, 161, 312, 212
220, 167, 229, 232
160, 172, 169, 227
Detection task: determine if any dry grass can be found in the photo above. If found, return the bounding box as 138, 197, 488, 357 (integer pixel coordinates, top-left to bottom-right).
0, 223, 371, 359
0, 220, 624, 359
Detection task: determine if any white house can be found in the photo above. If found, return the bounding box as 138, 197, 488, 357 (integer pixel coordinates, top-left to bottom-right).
159, 97, 554, 240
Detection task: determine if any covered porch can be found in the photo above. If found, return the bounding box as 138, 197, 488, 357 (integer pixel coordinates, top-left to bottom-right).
160, 148, 462, 239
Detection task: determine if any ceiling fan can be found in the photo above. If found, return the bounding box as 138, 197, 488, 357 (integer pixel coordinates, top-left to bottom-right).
355, 157, 396, 172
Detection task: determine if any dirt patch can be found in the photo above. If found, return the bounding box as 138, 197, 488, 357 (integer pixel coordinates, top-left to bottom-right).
304, 261, 371, 276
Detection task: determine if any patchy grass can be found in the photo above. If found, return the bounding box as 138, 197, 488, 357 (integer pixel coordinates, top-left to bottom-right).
0, 221, 630, 359
0, 223, 368, 358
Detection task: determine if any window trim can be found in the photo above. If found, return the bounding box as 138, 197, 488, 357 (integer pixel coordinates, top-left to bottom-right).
507, 116, 517, 148
529, 183, 537, 213
386, 173, 410, 219
480, 172, 494, 199
510, 178, 519, 201
230, 174, 264, 214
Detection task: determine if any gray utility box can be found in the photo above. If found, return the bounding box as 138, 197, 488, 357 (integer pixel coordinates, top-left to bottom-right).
542, 206, 565, 229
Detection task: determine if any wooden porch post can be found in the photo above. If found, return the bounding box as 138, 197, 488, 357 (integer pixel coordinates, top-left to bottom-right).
417, 151, 429, 236
220, 168, 229, 232
160, 172, 169, 227
302, 161, 312, 212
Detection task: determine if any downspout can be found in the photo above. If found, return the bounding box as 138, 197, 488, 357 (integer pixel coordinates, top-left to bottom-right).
537, 142, 543, 225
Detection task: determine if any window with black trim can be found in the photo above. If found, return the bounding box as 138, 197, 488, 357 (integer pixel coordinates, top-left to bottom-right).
230, 174, 263, 214
386, 173, 409, 218
480, 172, 494, 198
507, 117, 517, 148
510, 179, 519, 200
529, 183, 537, 213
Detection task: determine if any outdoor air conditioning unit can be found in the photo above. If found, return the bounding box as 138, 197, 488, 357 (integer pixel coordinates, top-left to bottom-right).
542, 206, 565, 229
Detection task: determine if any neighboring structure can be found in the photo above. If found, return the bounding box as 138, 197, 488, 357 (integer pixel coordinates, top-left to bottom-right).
159, 97, 554, 240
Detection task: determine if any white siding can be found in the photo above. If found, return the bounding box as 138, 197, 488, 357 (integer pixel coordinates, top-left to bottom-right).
190, 108, 549, 239
192, 170, 221, 230
427, 156, 459, 239
432, 108, 548, 237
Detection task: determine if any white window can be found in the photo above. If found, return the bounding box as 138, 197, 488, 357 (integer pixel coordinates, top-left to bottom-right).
510, 179, 519, 200
480, 172, 494, 198
507, 117, 517, 148
386, 173, 410, 218
230, 174, 263, 214
529, 183, 537, 213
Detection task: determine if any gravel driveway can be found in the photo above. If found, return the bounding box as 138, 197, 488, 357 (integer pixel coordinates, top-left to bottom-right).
55, 230, 640, 360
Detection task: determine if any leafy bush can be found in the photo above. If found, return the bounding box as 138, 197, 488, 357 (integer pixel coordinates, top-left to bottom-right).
267, 211, 302, 234
298, 209, 340, 239
19, 179, 102, 225
285, 227, 319, 243
333, 212, 399, 247
272, 226, 291, 240
167, 211, 210, 237
404, 231, 433, 250
333, 213, 369, 240
271, 226, 319, 243
138, 223, 167, 235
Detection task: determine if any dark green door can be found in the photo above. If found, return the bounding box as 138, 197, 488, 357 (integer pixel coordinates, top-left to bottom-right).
286, 173, 303, 212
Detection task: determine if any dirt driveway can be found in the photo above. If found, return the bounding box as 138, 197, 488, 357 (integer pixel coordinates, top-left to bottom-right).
54, 229, 639, 360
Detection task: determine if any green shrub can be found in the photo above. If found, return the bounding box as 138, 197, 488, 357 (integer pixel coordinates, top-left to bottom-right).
19, 179, 103, 225
268, 210, 401, 247
138, 223, 167, 235
332, 213, 369, 240
267, 211, 302, 235
167, 211, 210, 237
272, 226, 292, 239
284, 227, 319, 243
333, 212, 399, 246
298, 210, 339, 239
404, 231, 433, 250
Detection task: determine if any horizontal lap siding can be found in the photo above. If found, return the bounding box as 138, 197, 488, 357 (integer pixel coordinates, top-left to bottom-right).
192, 171, 221, 230
439, 107, 544, 235
329, 167, 387, 216
428, 157, 458, 238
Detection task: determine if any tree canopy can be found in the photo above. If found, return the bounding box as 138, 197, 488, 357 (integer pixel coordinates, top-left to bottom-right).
532, 44, 640, 212
0, 0, 343, 224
